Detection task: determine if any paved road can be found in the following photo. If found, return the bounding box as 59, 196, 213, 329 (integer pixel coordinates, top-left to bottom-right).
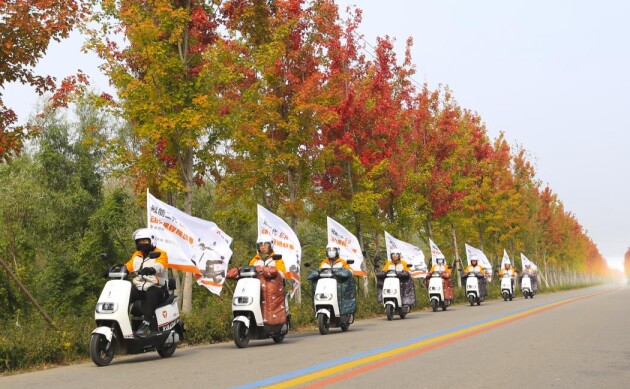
3, 285, 629, 388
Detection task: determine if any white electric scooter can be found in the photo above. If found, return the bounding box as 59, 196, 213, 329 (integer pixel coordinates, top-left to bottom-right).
231, 263, 289, 348
428, 271, 451, 312
382, 270, 412, 320
465, 272, 485, 306
311, 261, 355, 335
521, 274, 535, 299
501, 273, 515, 301
90, 259, 184, 366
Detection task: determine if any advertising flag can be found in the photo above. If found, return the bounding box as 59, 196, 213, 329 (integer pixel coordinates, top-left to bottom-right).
384, 231, 427, 278
520, 253, 538, 271
465, 243, 493, 276
327, 217, 366, 276
429, 238, 446, 266
257, 205, 301, 297
147, 191, 233, 295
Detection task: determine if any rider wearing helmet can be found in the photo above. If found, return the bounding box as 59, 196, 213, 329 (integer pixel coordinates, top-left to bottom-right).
429, 257, 452, 274
499, 262, 517, 277
319, 244, 352, 270
249, 234, 286, 277
463, 255, 487, 297
464, 256, 486, 275
499, 262, 517, 290
125, 228, 169, 337
382, 249, 411, 272
520, 263, 539, 292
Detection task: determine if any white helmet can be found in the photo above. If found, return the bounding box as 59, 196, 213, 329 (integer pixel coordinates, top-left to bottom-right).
133, 228, 155, 251
326, 244, 340, 259
390, 248, 402, 260
133, 228, 155, 242
256, 234, 274, 252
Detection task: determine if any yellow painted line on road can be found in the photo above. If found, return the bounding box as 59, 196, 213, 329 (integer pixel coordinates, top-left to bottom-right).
260, 288, 615, 389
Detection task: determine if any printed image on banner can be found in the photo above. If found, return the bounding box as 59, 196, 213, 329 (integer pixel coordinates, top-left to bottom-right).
257, 205, 301, 298
327, 217, 366, 276
520, 253, 538, 271
384, 231, 427, 278
465, 243, 493, 279
429, 238, 446, 266
147, 191, 233, 295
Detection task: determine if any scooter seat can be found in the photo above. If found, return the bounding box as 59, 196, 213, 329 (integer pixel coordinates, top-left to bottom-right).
157, 295, 176, 308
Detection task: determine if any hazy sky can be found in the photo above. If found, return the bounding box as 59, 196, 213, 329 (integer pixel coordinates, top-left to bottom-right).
4, 1, 629, 270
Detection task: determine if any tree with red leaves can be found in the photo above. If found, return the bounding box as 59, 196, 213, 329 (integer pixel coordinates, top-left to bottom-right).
0, 0, 90, 162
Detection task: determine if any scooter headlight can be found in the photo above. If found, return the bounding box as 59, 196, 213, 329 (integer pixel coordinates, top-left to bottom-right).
95, 302, 118, 313
316, 293, 333, 301
384, 289, 398, 295
233, 296, 253, 306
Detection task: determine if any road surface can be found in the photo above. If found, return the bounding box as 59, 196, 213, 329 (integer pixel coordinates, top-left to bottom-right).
3, 285, 629, 388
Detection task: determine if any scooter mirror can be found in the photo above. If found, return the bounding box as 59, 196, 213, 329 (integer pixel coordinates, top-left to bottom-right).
347, 259, 355, 265
148, 252, 161, 259
304, 262, 311, 268
99, 253, 110, 264
272, 254, 283, 260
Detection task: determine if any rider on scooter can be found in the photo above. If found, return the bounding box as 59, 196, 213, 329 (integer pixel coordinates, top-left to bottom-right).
429, 258, 452, 274
125, 228, 169, 337
499, 262, 518, 290
382, 249, 411, 272
463, 256, 487, 298
519, 264, 539, 292
428, 258, 454, 296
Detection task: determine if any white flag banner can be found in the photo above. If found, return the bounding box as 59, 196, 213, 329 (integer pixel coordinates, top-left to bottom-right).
327, 217, 366, 276
501, 249, 511, 268
257, 205, 301, 297
520, 253, 538, 271
384, 231, 427, 278
465, 243, 493, 275
429, 238, 446, 266
147, 191, 233, 295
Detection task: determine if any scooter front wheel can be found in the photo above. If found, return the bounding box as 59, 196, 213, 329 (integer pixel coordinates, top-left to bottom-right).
233, 321, 250, 348
502, 291, 508, 301
89, 333, 114, 366
317, 313, 330, 335
157, 342, 177, 358
468, 295, 475, 306
431, 299, 438, 312
385, 305, 394, 321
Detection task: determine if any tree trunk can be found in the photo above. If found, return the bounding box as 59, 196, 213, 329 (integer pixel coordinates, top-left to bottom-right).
181, 147, 194, 315
0, 256, 58, 330
451, 224, 463, 287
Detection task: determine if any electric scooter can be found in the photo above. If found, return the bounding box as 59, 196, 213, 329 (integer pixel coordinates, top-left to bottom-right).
501, 273, 515, 301
465, 271, 485, 306
90, 258, 184, 366
428, 271, 452, 311
231, 262, 289, 348
521, 273, 535, 299
382, 270, 413, 320
309, 261, 356, 335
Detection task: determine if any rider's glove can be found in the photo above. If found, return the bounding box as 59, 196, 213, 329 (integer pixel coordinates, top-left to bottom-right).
138, 267, 156, 276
